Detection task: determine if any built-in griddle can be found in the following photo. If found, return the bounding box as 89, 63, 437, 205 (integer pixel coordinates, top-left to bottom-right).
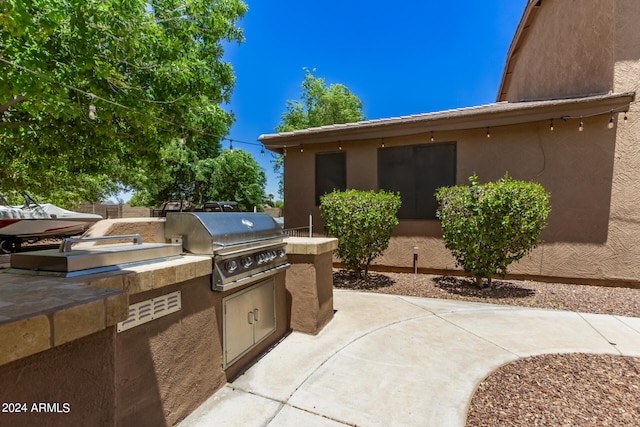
9, 234, 182, 277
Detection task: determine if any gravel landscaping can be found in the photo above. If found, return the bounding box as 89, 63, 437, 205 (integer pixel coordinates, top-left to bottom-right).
333, 269, 640, 426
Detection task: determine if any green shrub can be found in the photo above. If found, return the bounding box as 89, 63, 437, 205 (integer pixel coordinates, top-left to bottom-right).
435, 174, 550, 288
320, 189, 401, 279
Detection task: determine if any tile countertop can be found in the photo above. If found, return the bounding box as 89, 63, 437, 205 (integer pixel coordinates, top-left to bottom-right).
0, 255, 213, 367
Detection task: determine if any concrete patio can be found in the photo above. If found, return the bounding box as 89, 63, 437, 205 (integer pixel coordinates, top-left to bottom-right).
178, 289, 640, 427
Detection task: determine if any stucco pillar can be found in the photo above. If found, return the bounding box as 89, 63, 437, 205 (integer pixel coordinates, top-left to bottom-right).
285, 237, 338, 335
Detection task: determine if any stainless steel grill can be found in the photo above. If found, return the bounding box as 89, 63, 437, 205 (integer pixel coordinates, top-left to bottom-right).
164, 212, 289, 291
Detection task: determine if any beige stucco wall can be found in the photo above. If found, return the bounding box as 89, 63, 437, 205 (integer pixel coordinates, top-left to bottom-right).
503, 0, 615, 102
285, 237, 337, 335
0, 328, 116, 427
115, 272, 291, 425
285, 112, 640, 284
499, 0, 640, 283
115, 277, 226, 427
281, 0, 640, 285
0, 270, 292, 427
607, 0, 640, 284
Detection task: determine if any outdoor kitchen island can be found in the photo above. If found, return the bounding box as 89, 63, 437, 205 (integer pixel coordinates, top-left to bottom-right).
0, 215, 334, 427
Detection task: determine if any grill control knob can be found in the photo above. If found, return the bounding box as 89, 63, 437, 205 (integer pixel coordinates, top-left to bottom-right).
268, 251, 276, 261
224, 260, 238, 273
241, 256, 253, 268
255, 253, 265, 264
277, 249, 286, 258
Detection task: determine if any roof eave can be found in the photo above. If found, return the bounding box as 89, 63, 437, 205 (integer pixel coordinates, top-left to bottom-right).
260, 92, 635, 152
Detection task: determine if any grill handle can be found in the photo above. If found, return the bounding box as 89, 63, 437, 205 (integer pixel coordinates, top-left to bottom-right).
212, 234, 287, 248
59, 234, 143, 253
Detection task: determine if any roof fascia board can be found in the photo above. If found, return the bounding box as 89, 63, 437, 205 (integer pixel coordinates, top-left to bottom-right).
260, 93, 634, 149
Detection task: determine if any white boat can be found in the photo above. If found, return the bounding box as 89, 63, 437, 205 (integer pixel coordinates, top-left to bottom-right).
0, 194, 102, 253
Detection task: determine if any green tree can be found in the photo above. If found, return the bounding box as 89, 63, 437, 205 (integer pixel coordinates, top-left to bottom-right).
128, 139, 217, 207
0, 0, 247, 206
273, 68, 366, 200
206, 149, 266, 212
435, 174, 550, 288
130, 147, 266, 212
320, 189, 401, 279
275, 68, 366, 132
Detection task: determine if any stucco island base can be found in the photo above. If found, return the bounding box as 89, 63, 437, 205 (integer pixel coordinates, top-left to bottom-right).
284, 237, 338, 335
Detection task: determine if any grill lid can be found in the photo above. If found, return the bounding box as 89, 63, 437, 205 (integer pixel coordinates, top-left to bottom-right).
164, 212, 285, 254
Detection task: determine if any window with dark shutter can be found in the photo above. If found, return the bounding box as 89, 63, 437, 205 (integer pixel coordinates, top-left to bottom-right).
315, 152, 346, 205
378, 142, 456, 219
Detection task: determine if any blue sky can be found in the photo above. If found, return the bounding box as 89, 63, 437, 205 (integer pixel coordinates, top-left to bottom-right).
223, 1, 529, 198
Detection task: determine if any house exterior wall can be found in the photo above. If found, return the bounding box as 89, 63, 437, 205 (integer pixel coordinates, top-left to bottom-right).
498, 0, 640, 283
285, 111, 639, 285
280, 0, 640, 285
503, 0, 615, 102
607, 0, 640, 284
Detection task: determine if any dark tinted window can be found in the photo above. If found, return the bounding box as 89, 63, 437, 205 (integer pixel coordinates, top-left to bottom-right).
378, 142, 456, 219
315, 152, 346, 205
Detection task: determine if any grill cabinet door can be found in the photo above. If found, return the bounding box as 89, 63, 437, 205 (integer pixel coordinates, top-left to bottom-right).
223, 289, 255, 367
252, 279, 276, 345
223, 279, 276, 367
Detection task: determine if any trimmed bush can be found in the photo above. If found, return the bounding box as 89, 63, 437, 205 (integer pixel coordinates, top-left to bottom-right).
435, 174, 550, 287
320, 189, 401, 279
